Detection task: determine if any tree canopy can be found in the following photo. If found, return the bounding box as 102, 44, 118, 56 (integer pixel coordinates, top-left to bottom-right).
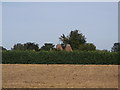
79, 43, 96, 51
59, 30, 86, 50
12, 42, 39, 51
40, 43, 55, 51
111, 43, 120, 52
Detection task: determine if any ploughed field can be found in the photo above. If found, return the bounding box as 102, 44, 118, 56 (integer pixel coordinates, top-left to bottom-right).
2, 64, 118, 88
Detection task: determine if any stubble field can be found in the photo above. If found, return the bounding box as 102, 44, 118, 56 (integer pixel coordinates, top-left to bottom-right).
2, 64, 118, 88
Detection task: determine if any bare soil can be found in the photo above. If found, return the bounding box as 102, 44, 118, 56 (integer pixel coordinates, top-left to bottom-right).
2, 64, 118, 88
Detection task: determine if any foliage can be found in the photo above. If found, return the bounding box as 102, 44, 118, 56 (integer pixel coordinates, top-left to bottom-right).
101, 49, 110, 52
12, 43, 25, 50
0, 46, 7, 51
12, 42, 39, 51
2, 50, 119, 64
40, 43, 55, 51
61, 43, 66, 49
111, 43, 120, 52
78, 43, 96, 51
59, 30, 86, 50
24, 42, 39, 51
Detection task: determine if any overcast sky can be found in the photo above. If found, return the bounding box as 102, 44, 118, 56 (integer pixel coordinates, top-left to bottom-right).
2, 2, 118, 50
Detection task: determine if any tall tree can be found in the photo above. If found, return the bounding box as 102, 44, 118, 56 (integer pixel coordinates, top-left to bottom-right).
59, 30, 86, 50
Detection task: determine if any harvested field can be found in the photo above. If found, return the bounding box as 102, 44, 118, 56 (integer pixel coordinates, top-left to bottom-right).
2, 64, 118, 88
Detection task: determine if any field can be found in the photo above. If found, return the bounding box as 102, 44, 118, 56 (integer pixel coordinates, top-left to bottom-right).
2, 64, 118, 88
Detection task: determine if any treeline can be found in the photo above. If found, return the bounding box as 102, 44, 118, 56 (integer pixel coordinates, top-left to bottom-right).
1, 30, 120, 64
1, 42, 120, 52
1, 30, 97, 51
3, 42, 96, 52
1, 30, 120, 52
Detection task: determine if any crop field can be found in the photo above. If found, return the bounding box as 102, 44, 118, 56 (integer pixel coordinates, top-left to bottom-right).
2, 64, 118, 88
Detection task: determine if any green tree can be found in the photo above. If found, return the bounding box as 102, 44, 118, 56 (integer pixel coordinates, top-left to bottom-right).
59, 30, 86, 50
40, 43, 55, 51
12, 43, 24, 50
12, 42, 39, 51
24, 42, 39, 51
79, 43, 96, 51
111, 43, 120, 52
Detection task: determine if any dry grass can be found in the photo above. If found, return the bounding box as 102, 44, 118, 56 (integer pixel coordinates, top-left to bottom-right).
2, 64, 118, 88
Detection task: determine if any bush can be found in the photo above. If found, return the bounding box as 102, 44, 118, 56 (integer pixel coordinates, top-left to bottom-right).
2, 50, 119, 64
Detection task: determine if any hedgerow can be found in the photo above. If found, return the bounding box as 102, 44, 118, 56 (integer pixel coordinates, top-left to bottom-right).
2, 50, 119, 64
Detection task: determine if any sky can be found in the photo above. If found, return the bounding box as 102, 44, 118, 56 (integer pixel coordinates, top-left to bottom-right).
0, 2, 2, 46
2, 2, 118, 50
